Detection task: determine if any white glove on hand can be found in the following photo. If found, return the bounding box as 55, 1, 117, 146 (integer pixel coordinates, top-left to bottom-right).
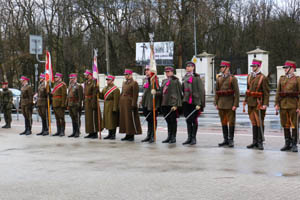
151, 89, 156, 95
171, 106, 177, 111
196, 105, 201, 110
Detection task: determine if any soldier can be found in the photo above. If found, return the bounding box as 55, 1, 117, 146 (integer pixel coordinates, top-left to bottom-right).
36, 73, 49, 136
275, 61, 300, 152
182, 62, 205, 145
141, 65, 160, 143
99, 75, 120, 140
1, 82, 13, 128
215, 61, 240, 147
160, 66, 182, 143
19, 76, 33, 135
119, 69, 142, 141
244, 59, 270, 150
83, 69, 101, 139
67, 73, 83, 138
52, 72, 67, 137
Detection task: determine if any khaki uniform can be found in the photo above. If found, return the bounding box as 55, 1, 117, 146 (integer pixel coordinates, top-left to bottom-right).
37, 82, 49, 134
182, 73, 205, 145
141, 77, 160, 142
244, 72, 270, 148
275, 74, 300, 151
215, 74, 240, 146
67, 82, 83, 136
1, 88, 13, 127
52, 81, 67, 135
99, 84, 120, 130
119, 79, 142, 135
84, 79, 101, 134
21, 84, 33, 133
160, 76, 182, 143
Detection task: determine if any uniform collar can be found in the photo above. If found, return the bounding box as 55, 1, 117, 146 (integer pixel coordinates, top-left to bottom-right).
251, 70, 261, 77
286, 73, 295, 79
221, 72, 230, 78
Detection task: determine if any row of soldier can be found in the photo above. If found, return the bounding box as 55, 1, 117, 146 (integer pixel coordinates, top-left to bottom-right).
4, 59, 299, 152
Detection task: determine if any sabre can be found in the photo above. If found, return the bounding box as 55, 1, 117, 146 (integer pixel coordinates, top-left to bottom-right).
186, 109, 198, 121
258, 107, 265, 142
164, 109, 173, 120
141, 112, 151, 125
132, 111, 138, 134
297, 113, 300, 144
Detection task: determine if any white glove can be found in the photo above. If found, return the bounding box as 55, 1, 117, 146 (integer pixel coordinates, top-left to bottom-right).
171, 106, 177, 111
151, 89, 156, 95
196, 105, 201, 110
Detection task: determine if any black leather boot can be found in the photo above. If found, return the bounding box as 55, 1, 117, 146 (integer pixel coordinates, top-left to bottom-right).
121, 134, 130, 141
59, 122, 65, 137
228, 126, 235, 148
183, 123, 193, 145
25, 119, 32, 135
247, 126, 258, 148
127, 135, 134, 141
219, 125, 229, 147
281, 128, 292, 151
142, 122, 151, 142
37, 119, 46, 136
190, 123, 198, 145
169, 123, 177, 144
257, 126, 264, 150
162, 123, 171, 143
109, 129, 116, 140
104, 130, 112, 140
53, 122, 61, 136
74, 123, 81, 138
291, 129, 298, 152
148, 125, 154, 143
68, 122, 76, 137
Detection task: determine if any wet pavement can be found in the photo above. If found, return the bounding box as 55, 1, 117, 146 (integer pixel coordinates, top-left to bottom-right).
0, 100, 300, 200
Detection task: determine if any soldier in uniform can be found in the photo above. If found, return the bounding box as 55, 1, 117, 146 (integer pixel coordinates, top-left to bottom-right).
160, 66, 182, 143
36, 73, 49, 136
215, 61, 240, 147
275, 61, 300, 152
19, 76, 33, 135
52, 72, 67, 137
244, 59, 270, 150
141, 65, 160, 143
67, 73, 83, 138
99, 75, 120, 140
1, 82, 13, 128
119, 69, 142, 141
182, 62, 205, 145
83, 69, 101, 139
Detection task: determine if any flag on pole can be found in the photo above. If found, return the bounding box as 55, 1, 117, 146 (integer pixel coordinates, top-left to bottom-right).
149, 34, 157, 77
92, 49, 99, 83
45, 51, 53, 83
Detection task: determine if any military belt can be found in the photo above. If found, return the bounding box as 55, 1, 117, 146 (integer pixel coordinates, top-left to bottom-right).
53, 95, 62, 98
85, 95, 93, 98
68, 97, 79, 102
216, 90, 234, 96
279, 92, 299, 97
246, 90, 263, 98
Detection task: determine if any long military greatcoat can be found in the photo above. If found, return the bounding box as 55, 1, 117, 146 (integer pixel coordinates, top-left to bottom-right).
119, 79, 142, 135
99, 83, 120, 130
84, 79, 101, 133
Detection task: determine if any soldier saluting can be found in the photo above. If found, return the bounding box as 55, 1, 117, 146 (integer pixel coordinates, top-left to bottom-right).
52, 72, 67, 137
66, 73, 83, 138
275, 61, 300, 152
182, 62, 205, 145
99, 75, 120, 140
160, 66, 182, 144
244, 59, 270, 150
19, 76, 33, 135
215, 61, 240, 147
36, 73, 49, 136
1, 82, 13, 129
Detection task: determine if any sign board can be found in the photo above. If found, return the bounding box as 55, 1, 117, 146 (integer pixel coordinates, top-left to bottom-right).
136, 41, 174, 66
29, 35, 43, 55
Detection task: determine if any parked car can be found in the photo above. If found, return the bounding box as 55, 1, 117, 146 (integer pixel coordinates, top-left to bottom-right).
0, 88, 21, 109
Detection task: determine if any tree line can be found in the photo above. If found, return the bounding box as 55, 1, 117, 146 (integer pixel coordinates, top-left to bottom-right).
0, 0, 299, 88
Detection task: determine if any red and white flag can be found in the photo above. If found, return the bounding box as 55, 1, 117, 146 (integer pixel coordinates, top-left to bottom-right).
45, 51, 53, 83
92, 49, 99, 82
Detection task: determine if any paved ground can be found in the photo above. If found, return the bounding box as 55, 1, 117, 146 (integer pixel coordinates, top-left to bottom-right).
0, 101, 300, 200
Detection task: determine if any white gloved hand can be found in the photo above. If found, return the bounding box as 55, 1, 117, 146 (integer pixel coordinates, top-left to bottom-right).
171, 106, 177, 111
151, 89, 156, 95
196, 105, 201, 110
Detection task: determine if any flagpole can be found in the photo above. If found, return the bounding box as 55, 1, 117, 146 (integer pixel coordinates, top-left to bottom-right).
94, 49, 102, 139
149, 33, 156, 142
47, 82, 51, 135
